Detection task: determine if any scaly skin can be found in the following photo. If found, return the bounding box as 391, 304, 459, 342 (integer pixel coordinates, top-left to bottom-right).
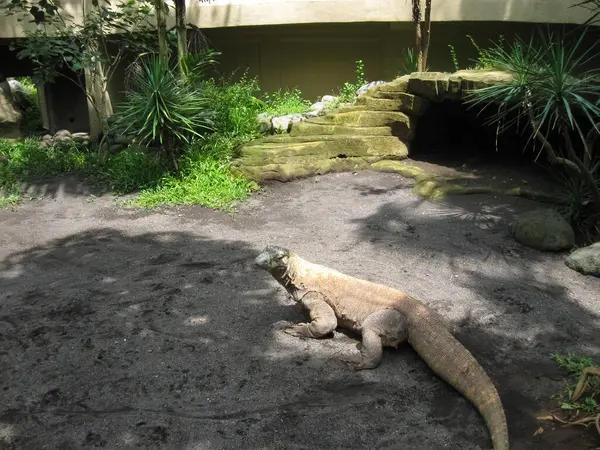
255, 245, 509, 450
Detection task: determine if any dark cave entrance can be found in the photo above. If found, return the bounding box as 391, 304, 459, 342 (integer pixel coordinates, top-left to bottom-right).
409, 99, 549, 177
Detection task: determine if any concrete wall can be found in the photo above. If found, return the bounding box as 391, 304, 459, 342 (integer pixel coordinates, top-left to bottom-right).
0, 0, 592, 39
199, 21, 593, 101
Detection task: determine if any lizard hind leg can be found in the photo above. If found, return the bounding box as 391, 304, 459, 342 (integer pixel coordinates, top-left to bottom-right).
348, 309, 408, 371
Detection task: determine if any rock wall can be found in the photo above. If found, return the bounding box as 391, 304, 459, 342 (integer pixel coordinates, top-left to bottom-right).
231, 69, 514, 182
0, 79, 22, 138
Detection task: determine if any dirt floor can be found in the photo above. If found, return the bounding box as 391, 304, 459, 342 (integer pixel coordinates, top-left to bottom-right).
1, 169, 600, 450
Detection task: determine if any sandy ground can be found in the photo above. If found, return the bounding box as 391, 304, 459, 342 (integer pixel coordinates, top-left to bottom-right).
1, 170, 600, 450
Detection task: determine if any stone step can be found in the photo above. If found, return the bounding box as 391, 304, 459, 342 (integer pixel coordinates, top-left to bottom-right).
306, 109, 412, 127
358, 92, 430, 116
290, 122, 393, 137
305, 110, 413, 139
232, 135, 409, 182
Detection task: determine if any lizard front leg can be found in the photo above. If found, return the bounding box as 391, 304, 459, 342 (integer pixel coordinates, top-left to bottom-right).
283, 291, 337, 339
344, 309, 408, 370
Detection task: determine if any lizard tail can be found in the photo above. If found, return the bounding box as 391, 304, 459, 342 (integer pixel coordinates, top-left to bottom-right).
407, 317, 509, 450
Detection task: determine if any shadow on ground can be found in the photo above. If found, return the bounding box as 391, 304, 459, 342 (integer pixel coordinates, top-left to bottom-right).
1, 170, 600, 450
351, 187, 600, 449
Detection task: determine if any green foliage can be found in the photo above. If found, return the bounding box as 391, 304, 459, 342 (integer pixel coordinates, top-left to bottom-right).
4, 0, 156, 84
337, 59, 368, 103
572, 0, 600, 25
2, 0, 157, 135
0, 138, 93, 202
112, 55, 215, 151
120, 71, 264, 209
104, 149, 166, 194
202, 73, 263, 137
464, 28, 600, 227
551, 158, 600, 243
0, 138, 171, 203
552, 353, 600, 415
14, 77, 43, 136
133, 136, 258, 209
447, 45, 460, 71
400, 47, 420, 75
0, 138, 88, 185
261, 88, 311, 117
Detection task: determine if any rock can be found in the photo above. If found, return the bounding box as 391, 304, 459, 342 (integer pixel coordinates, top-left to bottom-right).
510, 209, 575, 252
310, 101, 325, 111
54, 129, 71, 138
407, 72, 451, 102
113, 134, 130, 145
231, 134, 408, 182
320, 95, 338, 105
565, 242, 600, 277
256, 112, 273, 134
71, 132, 90, 143
303, 110, 323, 118
291, 122, 393, 137
377, 76, 410, 94
405, 70, 515, 102
54, 135, 72, 143
109, 144, 123, 153
272, 116, 291, 133
42, 134, 53, 142
272, 114, 304, 133
356, 81, 386, 96
0, 79, 22, 137
308, 110, 412, 130
7, 79, 23, 94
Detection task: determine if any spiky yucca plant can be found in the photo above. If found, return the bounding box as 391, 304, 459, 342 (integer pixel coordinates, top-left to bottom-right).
464, 29, 600, 239
112, 54, 215, 170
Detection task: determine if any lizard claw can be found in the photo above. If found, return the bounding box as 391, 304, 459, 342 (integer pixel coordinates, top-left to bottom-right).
283, 323, 310, 338
340, 354, 362, 371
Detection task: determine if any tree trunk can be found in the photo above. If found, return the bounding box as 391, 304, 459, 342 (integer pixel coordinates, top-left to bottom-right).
412, 0, 423, 72
422, 0, 432, 71
175, 0, 187, 74
154, 0, 168, 65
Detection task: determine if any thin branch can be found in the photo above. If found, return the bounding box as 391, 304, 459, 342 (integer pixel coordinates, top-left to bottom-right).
527, 108, 580, 172
562, 127, 600, 211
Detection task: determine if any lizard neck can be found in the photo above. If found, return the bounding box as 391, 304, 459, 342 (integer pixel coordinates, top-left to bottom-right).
270, 256, 306, 302
269, 267, 301, 301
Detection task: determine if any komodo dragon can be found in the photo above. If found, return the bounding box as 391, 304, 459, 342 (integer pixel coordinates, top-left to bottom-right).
254, 245, 509, 450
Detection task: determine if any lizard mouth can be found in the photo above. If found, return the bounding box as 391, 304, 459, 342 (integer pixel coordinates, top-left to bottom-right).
254, 253, 269, 268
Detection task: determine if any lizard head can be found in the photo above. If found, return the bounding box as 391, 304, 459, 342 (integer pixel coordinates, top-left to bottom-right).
254, 245, 291, 271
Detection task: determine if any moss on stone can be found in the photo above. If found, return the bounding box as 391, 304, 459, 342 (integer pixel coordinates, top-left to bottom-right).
370, 160, 425, 178
290, 123, 393, 137
308, 111, 412, 128
232, 157, 376, 182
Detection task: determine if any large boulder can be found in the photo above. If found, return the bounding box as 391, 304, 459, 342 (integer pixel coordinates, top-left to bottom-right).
0, 79, 22, 138
565, 242, 600, 277
510, 209, 575, 252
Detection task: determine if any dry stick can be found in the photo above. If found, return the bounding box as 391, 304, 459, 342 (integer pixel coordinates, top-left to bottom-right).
412, 0, 423, 72
527, 108, 580, 172
583, 120, 600, 168
562, 128, 600, 212
421, 0, 432, 70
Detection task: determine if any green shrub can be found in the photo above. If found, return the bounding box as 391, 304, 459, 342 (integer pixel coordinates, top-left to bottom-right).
464, 28, 600, 242
0, 138, 94, 203
112, 55, 215, 158
15, 77, 43, 136
261, 88, 311, 116
551, 353, 600, 416
202, 73, 264, 137
336, 59, 368, 103
400, 47, 420, 75
104, 148, 166, 194
134, 138, 258, 209
0, 138, 90, 187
